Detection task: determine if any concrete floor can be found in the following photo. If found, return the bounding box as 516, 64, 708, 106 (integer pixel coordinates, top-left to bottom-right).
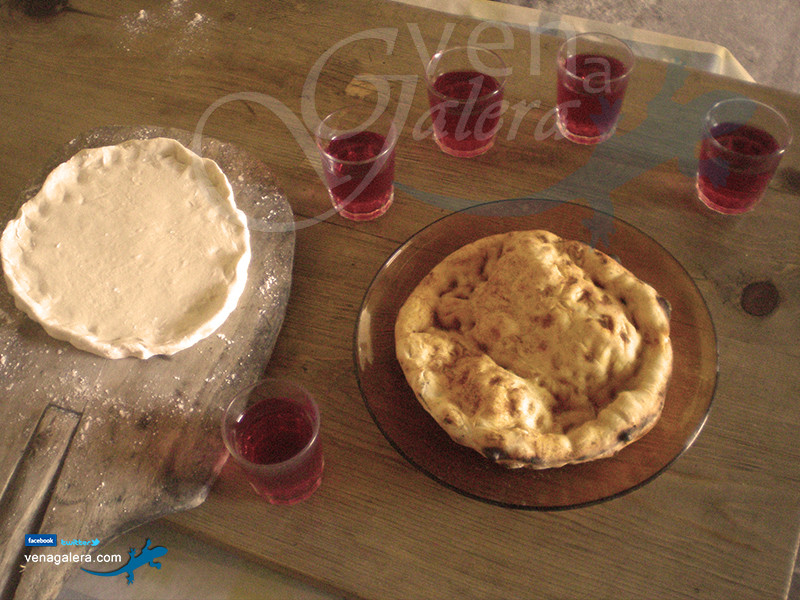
493, 0, 800, 94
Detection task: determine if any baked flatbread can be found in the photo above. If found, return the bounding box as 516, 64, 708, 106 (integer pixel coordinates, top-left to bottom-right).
395, 230, 672, 469
1, 137, 250, 359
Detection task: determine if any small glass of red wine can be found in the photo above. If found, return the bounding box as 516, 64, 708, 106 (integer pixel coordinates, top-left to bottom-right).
315, 103, 398, 221
696, 97, 792, 214
425, 45, 508, 158
556, 33, 634, 145
221, 379, 323, 505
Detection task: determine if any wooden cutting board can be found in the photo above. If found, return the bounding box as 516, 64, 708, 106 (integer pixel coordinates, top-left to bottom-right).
0, 126, 295, 600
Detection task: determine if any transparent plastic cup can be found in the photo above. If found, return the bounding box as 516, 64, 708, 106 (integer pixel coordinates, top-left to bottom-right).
221, 379, 323, 505
425, 45, 507, 157
556, 33, 634, 144
315, 103, 398, 221
696, 97, 792, 214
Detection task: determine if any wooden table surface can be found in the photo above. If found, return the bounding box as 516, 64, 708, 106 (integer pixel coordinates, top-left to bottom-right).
2, 1, 799, 599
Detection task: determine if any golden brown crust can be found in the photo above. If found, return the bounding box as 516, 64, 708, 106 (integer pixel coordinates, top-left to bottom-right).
395, 230, 672, 469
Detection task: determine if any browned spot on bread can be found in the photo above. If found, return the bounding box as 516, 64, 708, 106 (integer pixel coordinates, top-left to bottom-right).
566, 243, 584, 261
507, 394, 521, 417
598, 314, 614, 331
617, 427, 635, 442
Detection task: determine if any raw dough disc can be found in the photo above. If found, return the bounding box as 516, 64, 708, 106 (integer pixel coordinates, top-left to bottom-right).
0, 137, 251, 359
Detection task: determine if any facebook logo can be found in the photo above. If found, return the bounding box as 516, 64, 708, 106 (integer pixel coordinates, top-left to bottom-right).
25, 534, 57, 546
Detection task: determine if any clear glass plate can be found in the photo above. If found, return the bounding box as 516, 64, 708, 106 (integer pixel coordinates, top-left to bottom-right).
355, 198, 718, 510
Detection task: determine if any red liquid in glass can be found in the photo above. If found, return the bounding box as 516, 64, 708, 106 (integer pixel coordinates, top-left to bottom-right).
557, 53, 629, 142
697, 122, 781, 214
234, 397, 323, 503
428, 70, 503, 157
324, 131, 394, 220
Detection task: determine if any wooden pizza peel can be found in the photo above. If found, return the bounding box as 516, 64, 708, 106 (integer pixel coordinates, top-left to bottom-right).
0, 126, 295, 600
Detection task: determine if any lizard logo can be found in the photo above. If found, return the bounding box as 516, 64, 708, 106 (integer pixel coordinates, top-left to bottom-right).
80, 538, 168, 585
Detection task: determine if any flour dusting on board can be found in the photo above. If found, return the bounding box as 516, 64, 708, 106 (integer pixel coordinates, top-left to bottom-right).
119, 1, 212, 57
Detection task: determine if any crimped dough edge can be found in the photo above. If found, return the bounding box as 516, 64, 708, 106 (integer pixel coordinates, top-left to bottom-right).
0, 137, 251, 359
